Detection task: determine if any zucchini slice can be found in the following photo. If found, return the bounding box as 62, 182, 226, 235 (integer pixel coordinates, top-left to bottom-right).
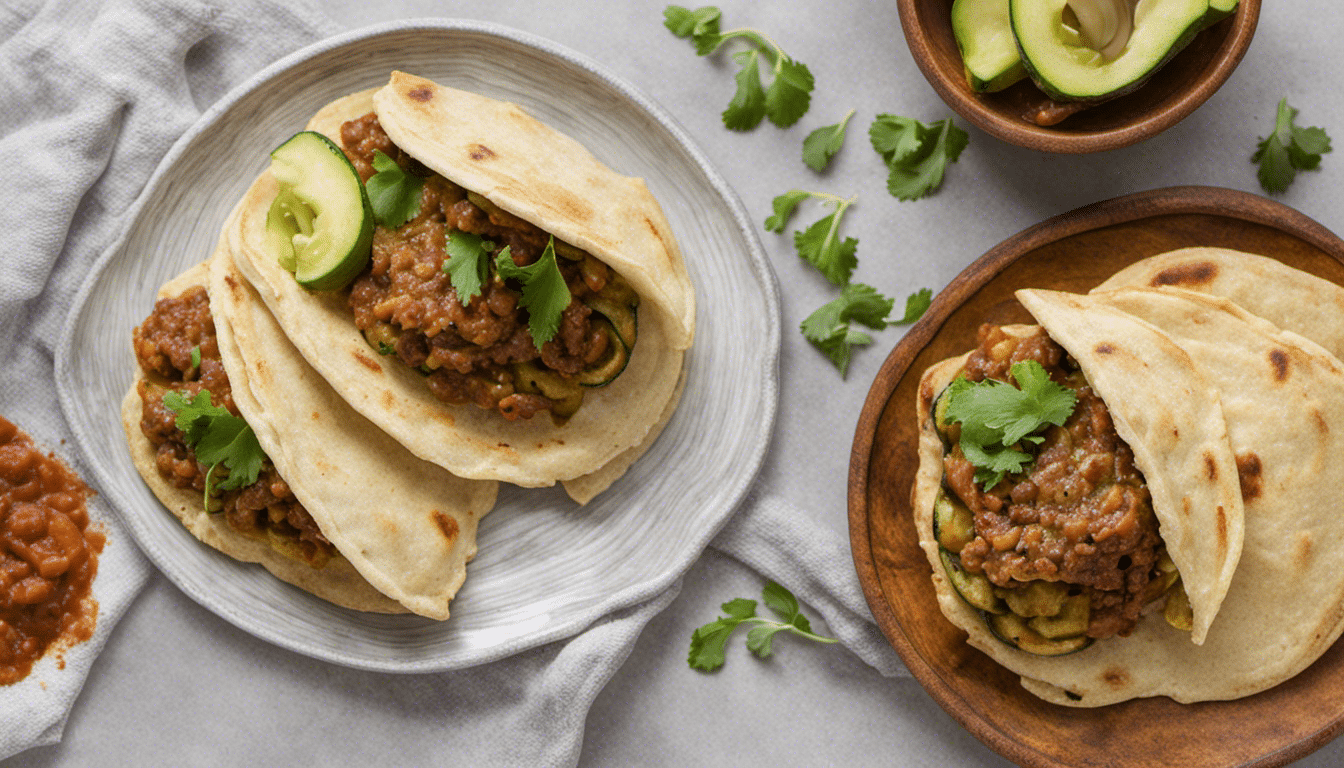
987, 612, 1092, 656
265, 131, 374, 292
576, 321, 630, 388
585, 295, 638, 350
940, 549, 1006, 614
933, 489, 976, 553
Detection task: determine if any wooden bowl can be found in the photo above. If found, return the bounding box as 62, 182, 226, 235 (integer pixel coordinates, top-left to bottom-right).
898, 0, 1260, 153
849, 186, 1344, 767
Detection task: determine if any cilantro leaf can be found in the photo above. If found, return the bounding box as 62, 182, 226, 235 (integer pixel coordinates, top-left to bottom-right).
800, 283, 893, 376
800, 285, 930, 376
495, 238, 571, 349
763, 57, 813, 128
780, 192, 857, 285
665, 6, 813, 130
163, 390, 267, 505
898, 287, 933, 324
663, 5, 722, 54
870, 114, 968, 201
1253, 98, 1332, 194
688, 582, 836, 671
724, 50, 768, 130
189, 345, 201, 371
943, 361, 1078, 490
365, 150, 425, 227
802, 109, 855, 171
764, 189, 810, 233
443, 230, 497, 305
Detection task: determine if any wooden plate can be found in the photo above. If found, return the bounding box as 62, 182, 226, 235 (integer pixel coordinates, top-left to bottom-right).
849, 186, 1344, 767
897, 0, 1260, 153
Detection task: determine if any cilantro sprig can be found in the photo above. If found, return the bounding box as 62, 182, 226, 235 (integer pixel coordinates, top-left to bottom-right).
802, 109, 855, 172
365, 150, 425, 227
1253, 98, 1332, 194
801, 285, 930, 377
943, 360, 1077, 490
765, 189, 858, 285
870, 114, 968, 201
688, 581, 837, 671
664, 5, 814, 130
443, 230, 500, 305
163, 390, 265, 510
495, 238, 571, 350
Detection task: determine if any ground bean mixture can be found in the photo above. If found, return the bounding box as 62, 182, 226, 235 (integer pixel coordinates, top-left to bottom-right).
0, 415, 103, 684
133, 287, 334, 567
340, 113, 634, 421
942, 324, 1163, 639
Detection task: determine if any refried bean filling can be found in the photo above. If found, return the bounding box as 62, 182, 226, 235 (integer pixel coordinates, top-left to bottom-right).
133, 286, 335, 568
340, 113, 637, 422
942, 324, 1162, 639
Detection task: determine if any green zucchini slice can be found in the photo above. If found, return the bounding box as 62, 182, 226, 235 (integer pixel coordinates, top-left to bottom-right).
265, 131, 374, 292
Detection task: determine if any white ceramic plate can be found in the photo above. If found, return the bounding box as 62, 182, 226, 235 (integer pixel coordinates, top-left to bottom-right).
55, 20, 779, 672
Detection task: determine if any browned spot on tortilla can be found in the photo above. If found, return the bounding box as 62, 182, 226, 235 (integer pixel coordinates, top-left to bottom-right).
1216, 505, 1227, 554
381, 390, 395, 410
352, 351, 382, 373
1314, 409, 1330, 434
1269, 349, 1289, 381
1152, 261, 1217, 287
498, 442, 510, 448
1236, 452, 1263, 501
1171, 426, 1179, 439
1095, 343, 1115, 355
1296, 532, 1313, 571
224, 273, 239, 290
1203, 452, 1218, 481
312, 411, 320, 420
468, 143, 495, 160
1102, 667, 1130, 688
408, 87, 432, 102
432, 511, 459, 543
1182, 497, 1192, 517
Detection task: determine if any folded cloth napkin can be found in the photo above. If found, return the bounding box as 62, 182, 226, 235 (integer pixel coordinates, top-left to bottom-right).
0, 1, 905, 764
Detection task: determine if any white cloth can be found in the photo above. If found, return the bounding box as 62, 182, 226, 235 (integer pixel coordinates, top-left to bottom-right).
0, 1, 904, 763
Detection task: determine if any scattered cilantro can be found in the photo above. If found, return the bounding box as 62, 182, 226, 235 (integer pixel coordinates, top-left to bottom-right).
764, 189, 858, 285
688, 581, 836, 671
943, 360, 1077, 489
870, 114, 968, 201
1253, 98, 1332, 194
365, 150, 424, 227
800, 284, 929, 376
444, 230, 499, 305
163, 390, 265, 510
495, 238, 571, 349
664, 5, 814, 130
377, 341, 395, 356
189, 345, 201, 371
802, 109, 855, 171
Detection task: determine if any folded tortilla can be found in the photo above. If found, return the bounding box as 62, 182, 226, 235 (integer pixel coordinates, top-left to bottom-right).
123, 252, 498, 618
914, 291, 1248, 706
227, 73, 694, 501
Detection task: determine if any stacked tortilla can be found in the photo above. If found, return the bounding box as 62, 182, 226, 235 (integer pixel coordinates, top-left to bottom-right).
123, 73, 694, 618
914, 247, 1344, 705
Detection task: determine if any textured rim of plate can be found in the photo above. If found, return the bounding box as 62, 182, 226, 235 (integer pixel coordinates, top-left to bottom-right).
55, 18, 781, 672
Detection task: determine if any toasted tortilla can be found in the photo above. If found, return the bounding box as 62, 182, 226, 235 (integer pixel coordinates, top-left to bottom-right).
1000, 286, 1344, 705
915, 290, 1248, 705
227, 74, 693, 500
123, 254, 498, 618
1095, 247, 1344, 360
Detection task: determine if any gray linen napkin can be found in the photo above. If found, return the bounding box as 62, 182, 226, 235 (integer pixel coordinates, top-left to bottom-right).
0, 1, 904, 764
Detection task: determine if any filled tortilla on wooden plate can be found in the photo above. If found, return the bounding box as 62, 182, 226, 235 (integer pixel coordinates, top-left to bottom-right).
913, 252, 1344, 706
227, 72, 695, 503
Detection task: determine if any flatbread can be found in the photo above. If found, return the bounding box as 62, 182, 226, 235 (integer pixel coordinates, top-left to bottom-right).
228, 74, 693, 500
1095, 246, 1344, 360
123, 254, 498, 618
